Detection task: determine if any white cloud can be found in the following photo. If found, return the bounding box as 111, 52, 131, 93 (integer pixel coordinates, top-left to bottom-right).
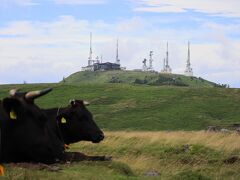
132, 0, 240, 17
115, 17, 147, 32
53, 0, 105, 5
0, 0, 105, 7
0, 16, 239, 87
0, 0, 39, 6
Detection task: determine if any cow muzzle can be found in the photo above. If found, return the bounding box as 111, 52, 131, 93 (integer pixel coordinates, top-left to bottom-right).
92, 132, 104, 143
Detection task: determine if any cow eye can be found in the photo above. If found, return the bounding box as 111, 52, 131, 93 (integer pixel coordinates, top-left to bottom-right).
38, 114, 48, 123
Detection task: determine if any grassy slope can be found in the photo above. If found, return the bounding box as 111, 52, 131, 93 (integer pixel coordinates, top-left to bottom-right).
64, 70, 217, 87
3, 131, 240, 179
0, 83, 239, 131
0, 77, 240, 179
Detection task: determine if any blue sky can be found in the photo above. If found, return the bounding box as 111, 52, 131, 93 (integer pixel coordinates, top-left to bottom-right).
0, 0, 239, 87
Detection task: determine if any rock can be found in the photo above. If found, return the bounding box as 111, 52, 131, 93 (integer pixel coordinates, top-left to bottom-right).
236, 128, 240, 135
205, 126, 218, 132
182, 144, 190, 152
144, 170, 160, 176
220, 128, 230, 133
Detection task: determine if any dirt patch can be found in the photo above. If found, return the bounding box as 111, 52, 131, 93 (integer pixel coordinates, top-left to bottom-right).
63, 152, 112, 162
8, 163, 61, 172
6, 152, 112, 172
111, 100, 137, 112
223, 156, 239, 164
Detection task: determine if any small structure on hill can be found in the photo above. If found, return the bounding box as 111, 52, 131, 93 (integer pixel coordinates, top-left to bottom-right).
92, 62, 120, 71
82, 33, 121, 71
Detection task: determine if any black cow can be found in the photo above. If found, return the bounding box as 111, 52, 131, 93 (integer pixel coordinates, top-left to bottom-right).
0, 88, 65, 164
44, 99, 104, 145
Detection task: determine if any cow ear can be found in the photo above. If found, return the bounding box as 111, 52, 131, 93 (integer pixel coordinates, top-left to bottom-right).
2, 98, 21, 120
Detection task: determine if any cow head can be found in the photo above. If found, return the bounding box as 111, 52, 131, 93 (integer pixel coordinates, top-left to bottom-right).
1, 88, 64, 163
56, 99, 104, 144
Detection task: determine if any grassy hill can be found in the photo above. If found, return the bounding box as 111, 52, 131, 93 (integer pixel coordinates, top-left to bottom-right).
0, 83, 239, 131
63, 70, 218, 87
1, 72, 240, 179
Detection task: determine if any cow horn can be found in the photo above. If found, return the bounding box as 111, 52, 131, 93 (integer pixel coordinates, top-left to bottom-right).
83, 101, 90, 106
25, 88, 52, 100
9, 89, 26, 97
9, 89, 18, 96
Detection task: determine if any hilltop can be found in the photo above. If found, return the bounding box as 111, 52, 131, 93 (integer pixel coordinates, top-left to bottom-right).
62, 70, 218, 87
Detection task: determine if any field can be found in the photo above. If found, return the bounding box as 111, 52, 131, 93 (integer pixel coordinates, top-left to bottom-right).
2, 131, 240, 179
0, 71, 240, 179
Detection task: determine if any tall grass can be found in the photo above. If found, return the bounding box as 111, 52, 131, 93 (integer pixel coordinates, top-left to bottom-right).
2, 131, 240, 179
105, 131, 240, 153
72, 131, 240, 179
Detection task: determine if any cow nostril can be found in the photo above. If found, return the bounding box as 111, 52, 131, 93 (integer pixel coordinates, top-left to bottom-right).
99, 133, 104, 140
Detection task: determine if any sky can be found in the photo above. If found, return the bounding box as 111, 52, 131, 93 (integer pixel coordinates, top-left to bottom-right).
0, 0, 239, 87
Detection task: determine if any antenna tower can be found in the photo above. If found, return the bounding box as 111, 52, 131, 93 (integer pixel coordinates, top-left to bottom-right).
142, 58, 147, 71
96, 56, 99, 63
148, 51, 154, 71
163, 58, 166, 70
164, 42, 172, 73
100, 55, 103, 63
116, 39, 120, 65
88, 32, 93, 66
184, 41, 193, 76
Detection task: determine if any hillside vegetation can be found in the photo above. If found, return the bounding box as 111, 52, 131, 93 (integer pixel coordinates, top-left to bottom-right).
0, 71, 240, 179
63, 70, 218, 87
0, 83, 239, 131
3, 131, 240, 179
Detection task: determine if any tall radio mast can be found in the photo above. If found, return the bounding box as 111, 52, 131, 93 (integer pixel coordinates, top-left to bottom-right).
116, 39, 120, 65
88, 32, 93, 66
184, 41, 193, 76
164, 42, 172, 73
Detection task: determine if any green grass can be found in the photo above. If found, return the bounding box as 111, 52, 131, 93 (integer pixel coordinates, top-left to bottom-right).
2, 161, 136, 180
0, 83, 239, 131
